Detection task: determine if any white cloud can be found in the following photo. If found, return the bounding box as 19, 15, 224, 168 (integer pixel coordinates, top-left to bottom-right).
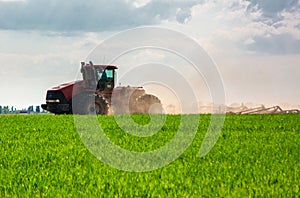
132, 0, 151, 8
274, 10, 300, 39
189, 0, 300, 55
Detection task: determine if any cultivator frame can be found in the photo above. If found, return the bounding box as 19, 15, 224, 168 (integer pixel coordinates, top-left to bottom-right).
227, 105, 300, 115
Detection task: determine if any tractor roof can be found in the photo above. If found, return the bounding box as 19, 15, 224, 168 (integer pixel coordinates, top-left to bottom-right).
84, 64, 118, 70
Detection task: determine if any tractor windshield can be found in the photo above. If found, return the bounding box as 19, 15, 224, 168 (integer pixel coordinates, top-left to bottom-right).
96, 68, 113, 81
105, 69, 113, 78
96, 68, 105, 81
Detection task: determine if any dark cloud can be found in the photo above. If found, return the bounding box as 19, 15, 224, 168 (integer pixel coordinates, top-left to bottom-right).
0, 0, 201, 32
245, 34, 300, 55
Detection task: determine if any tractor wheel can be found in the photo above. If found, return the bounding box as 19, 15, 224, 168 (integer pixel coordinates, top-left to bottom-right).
89, 95, 109, 115
135, 94, 163, 114
72, 94, 109, 115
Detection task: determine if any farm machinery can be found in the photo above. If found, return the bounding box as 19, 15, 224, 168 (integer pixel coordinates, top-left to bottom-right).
41, 62, 162, 115
226, 105, 300, 114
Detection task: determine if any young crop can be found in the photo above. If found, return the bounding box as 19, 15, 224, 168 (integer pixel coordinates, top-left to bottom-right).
0, 114, 299, 197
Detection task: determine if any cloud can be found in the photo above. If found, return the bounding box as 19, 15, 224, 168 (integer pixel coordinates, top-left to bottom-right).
244, 0, 300, 54
1, 0, 299, 56
246, 0, 299, 20
195, 0, 300, 55
0, 0, 202, 32
245, 34, 300, 55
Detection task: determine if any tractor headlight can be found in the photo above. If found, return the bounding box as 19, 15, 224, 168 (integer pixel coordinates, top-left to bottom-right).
46, 99, 60, 103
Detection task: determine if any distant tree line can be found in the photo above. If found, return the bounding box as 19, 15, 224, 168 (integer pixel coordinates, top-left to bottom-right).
0, 105, 46, 114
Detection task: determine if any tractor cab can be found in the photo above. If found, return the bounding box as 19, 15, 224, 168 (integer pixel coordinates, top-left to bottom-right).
81, 61, 118, 91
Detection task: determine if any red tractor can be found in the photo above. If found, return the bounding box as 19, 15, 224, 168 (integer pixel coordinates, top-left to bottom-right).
41, 62, 162, 115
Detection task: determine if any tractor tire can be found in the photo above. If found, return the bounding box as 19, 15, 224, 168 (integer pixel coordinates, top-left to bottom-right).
72, 94, 109, 115
134, 94, 163, 114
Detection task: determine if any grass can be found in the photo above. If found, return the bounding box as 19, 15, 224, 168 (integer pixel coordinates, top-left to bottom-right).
0, 114, 299, 197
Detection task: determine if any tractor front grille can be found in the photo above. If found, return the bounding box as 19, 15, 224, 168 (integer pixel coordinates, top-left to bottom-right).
46, 90, 67, 104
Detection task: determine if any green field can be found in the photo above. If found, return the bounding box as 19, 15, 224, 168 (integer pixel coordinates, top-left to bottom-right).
0, 114, 299, 197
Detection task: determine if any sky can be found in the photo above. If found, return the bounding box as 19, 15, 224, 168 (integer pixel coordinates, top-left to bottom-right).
0, 0, 299, 110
